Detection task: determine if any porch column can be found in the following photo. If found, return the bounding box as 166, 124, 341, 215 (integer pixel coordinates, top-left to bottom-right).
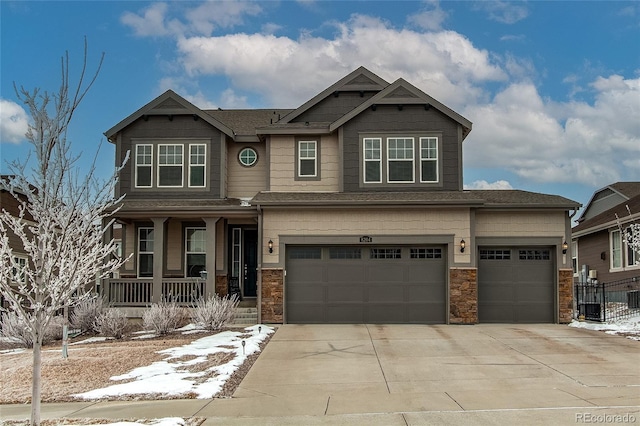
102, 217, 113, 302
152, 217, 168, 303
203, 217, 220, 298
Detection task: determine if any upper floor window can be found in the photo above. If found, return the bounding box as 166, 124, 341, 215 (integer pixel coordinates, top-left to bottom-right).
135, 144, 153, 188
238, 147, 258, 167
420, 137, 438, 182
364, 138, 382, 183
158, 144, 183, 187
189, 144, 206, 187
360, 133, 441, 187
133, 140, 209, 190
298, 141, 317, 177
387, 137, 414, 183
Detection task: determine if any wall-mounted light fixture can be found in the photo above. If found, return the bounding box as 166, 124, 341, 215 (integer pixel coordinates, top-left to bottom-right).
600, 251, 606, 261
268, 239, 274, 254
460, 239, 466, 253
562, 241, 568, 254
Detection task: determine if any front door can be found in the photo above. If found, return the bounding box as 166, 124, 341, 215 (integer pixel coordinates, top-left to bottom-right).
231, 227, 258, 298
243, 230, 258, 297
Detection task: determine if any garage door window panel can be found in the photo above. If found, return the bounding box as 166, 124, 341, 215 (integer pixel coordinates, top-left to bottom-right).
480, 249, 511, 260
288, 247, 322, 259
370, 248, 402, 259
410, 248, 442, 259
329, 247, 362, 259
519, 249, 551, 260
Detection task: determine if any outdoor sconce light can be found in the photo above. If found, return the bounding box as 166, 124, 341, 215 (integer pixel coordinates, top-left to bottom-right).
460, 239, 466, 253
268, 239, 274, 254
199, 270, 208, 280
562, 241, 568, 254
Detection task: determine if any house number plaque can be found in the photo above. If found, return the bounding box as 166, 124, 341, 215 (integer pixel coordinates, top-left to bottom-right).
359, 236, 373, 243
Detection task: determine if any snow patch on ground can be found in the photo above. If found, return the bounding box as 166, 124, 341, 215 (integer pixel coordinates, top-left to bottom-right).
568, 313, 640, 340
73, 324, 273, 400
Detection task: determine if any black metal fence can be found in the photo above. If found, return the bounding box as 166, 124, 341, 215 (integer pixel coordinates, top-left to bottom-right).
575, 276, 640, 322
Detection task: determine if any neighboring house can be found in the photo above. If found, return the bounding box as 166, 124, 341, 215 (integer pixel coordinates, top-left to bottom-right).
0, 176, 32, 308
103, 66, 579, 324
572, 182, 640, 284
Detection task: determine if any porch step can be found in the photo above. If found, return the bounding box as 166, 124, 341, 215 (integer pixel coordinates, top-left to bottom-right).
232, 307, 258, 326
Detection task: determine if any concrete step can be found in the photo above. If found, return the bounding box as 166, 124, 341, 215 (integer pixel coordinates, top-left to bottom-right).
232, 306, 258, 326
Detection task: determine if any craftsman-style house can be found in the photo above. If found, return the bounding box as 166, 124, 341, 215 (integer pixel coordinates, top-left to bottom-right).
103, 67, 579, 324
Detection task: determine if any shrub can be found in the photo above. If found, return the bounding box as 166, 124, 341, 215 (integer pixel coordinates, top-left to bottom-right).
70, 296, 106, 334
0, 312, 64, 347
94, 308, 128, 339
192, 293, 239, 331
142, 299, 189, 335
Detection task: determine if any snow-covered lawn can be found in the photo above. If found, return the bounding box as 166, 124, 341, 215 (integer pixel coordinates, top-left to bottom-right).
73, 324, 273, 400
568, 312, 640, 340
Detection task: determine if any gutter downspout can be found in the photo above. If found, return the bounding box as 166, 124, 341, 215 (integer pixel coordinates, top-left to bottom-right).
256, 203, 263, 324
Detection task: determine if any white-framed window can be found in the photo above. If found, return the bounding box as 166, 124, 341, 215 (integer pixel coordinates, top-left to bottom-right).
420, 137, 438, 182
363, 138, 382, 183
138, 227, 154, 278
238, 147, 258, 167
298, 141, 317, 177
572, 241, 578, 276
387, 137, 414, 183
189, 144, 206, 187
12, 255, 27, 283
158, 144, 183, 187
611, 229, 622, 269
135, 144, 153, 188
185, 227, 206, 277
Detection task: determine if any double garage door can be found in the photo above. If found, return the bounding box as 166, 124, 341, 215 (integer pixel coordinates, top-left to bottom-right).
286, 245, 446, 324
478, 247, 555, 323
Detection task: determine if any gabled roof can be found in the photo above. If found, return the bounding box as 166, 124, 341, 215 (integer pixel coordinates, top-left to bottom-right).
104, 90, 235, 142
573, 194, 640, 236
277, 66, 389, 124
329, 78, 472, 139
576, 181, 640, 222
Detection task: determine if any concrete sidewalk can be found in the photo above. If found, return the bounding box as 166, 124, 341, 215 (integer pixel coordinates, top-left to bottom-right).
2, 324, 639, 425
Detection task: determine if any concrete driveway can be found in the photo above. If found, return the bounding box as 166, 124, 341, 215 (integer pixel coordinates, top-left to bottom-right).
1, 324, 638, 425
204, 323, 640, 424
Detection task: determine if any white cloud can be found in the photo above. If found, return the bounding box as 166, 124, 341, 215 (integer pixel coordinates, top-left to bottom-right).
121, 3, 173, 37
0, 99, 29, 144
463, 75, 640, 187
175, 14, 506, 108
184, 1, 262, 35
474, 1, 529, 24
408, 0, 448, 31
464, 180, 513, 190
122, 1, 262, 37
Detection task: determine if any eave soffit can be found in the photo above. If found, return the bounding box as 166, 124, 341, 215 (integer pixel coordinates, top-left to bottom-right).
104, 90, 235, 141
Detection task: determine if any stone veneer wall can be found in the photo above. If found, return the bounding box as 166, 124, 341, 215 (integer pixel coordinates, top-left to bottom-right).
449, 268, 478, 324
261, 268, 284, 323
558, 269, 573, 324
215, 275, 228, 297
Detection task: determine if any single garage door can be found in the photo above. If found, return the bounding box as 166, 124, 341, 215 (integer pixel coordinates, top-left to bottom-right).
478, 247, 555, 323
286, 246, 446, 324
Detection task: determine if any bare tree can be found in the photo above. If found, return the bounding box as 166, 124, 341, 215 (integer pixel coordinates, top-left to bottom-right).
0, 41, 127, 426
617, 205, 640, 265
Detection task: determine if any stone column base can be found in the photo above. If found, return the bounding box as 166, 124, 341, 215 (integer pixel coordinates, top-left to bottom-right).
261, 268, 284, 323
449, 267, 478, 324
558, 269, 573, 324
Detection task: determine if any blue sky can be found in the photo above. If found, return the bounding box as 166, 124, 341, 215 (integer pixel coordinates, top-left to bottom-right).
1, 1, 639, 214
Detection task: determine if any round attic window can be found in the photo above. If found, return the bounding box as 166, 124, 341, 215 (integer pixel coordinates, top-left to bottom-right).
238, 147, 258, 167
